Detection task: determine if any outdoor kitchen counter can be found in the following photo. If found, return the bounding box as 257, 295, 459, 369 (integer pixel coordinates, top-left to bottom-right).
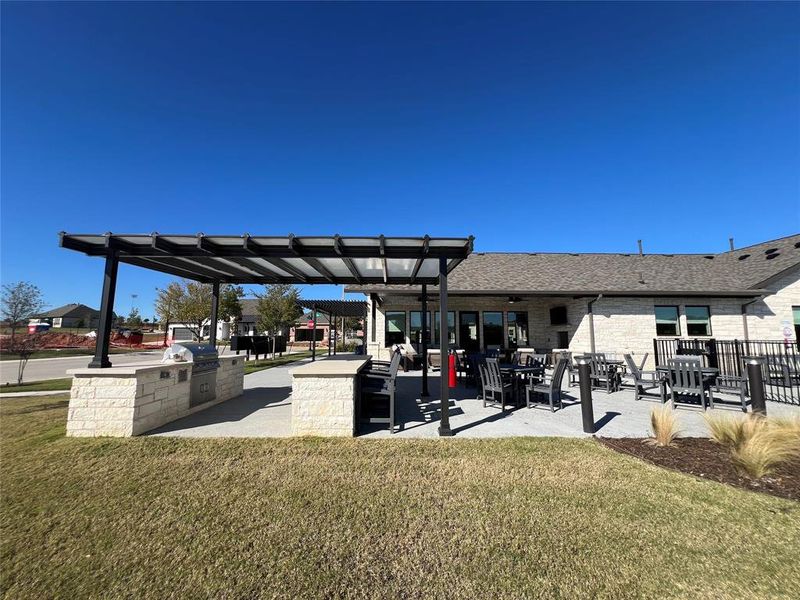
290, 355, 372, 437
65, 355, 244, 437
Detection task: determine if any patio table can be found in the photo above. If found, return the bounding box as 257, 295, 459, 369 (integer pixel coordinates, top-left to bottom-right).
655, 365, 719, 403
499, 364, 544, 403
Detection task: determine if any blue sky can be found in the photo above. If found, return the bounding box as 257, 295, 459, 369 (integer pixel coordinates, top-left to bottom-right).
2, 1, 798, 319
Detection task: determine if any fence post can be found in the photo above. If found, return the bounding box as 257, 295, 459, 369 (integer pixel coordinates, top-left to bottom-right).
577, 357, 595, 434
745, 357, 767, 415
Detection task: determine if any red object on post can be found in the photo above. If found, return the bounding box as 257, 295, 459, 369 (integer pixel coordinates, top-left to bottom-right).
448, 353, 457, 388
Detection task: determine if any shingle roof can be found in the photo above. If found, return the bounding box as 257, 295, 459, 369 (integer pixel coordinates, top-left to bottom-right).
37, 303, 99, 318
346, 234, 800, 297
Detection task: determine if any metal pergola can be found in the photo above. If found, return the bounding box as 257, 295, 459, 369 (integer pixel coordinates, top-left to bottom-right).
60, 232, 474, 436
296, 299, 367, 361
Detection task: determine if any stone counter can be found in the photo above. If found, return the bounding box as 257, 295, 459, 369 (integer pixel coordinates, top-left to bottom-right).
66, 355, 244, 437
290, 355, 371, 437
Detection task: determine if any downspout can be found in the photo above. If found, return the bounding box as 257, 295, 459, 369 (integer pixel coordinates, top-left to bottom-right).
741, 296, 762, 341
588, 294, 603, 354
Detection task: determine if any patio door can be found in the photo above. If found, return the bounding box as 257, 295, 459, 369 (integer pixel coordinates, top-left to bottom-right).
459, 312, 480, 353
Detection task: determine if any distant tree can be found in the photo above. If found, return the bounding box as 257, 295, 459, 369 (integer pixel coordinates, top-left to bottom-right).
256, 284, 302, 358
154, 281, 185, 345
7, 333, 45, 385
1, 281, 45, 341
217, 285, 244, 352
127, 307, 143, 328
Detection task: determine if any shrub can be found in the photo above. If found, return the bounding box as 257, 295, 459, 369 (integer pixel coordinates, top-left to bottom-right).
704, 413, 762, 451
647, 405, 680, 447
730, 422, 800, 479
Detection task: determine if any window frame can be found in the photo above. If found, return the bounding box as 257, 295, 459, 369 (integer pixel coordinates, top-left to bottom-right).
654, 305, 681, 337
507, 311, 529, 349
409, 310, 431, 345
434, 311, 456, 346
384, 311, 407, 347
482, 311, 504, 350
685, 305, 712, 337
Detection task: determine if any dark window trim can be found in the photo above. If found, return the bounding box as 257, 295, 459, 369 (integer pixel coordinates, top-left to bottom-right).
384, 310, 407, 347
685, 305, 712, 337
654, 305, 681, 337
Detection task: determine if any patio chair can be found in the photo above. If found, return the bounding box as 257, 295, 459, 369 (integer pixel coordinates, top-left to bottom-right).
623, 353, 660, 402
480, 358, 515, 411
586, 353, 615, 393
526, 358, 569, 412
360, 351, 402, 433
465, 353, 484, 388
666, 357, 715, 411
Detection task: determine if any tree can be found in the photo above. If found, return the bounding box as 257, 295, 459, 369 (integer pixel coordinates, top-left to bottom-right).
154, 281, 186, 345
217, 285, 244, 352
256, 284, 303, 358
127, 307, 143, 328
7, 333, 45, 385
1, 282, 45, 341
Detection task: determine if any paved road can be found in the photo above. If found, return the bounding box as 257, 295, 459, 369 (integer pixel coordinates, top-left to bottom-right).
1, 350, 165, 384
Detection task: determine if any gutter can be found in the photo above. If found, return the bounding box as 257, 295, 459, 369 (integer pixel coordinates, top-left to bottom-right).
588, 294, 603, 353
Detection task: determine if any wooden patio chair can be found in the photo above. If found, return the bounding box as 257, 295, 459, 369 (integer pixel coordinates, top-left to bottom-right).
360, 352, 402, 433
525, 358, 569, 412
480, 358, 515, 412
586, 353, 614, 393
666, 357, 715, 411
623, 353, 661, 402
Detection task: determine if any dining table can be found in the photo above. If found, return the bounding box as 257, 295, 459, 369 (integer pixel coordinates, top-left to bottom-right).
499, 363, 545, 404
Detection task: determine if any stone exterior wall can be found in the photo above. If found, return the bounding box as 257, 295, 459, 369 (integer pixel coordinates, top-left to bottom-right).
291, 375, 356, 437
363, 267, 799, 367
66, 356, 244, 437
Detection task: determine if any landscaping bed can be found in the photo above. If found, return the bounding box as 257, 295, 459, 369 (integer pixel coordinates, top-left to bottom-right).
600, 437, 800, 502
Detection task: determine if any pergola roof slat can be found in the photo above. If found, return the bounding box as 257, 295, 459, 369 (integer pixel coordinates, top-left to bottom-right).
59, 233, 474, 285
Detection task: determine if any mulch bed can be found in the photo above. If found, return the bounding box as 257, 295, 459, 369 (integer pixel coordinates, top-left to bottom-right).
599, 437, 800, 502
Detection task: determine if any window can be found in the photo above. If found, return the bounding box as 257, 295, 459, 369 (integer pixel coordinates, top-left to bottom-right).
483, 312, 504, 349
655, 306, 680, 336
385, 311, 406, 346
550, 306, 568, 325
685, 306, 711, 336
409, 311, 431, 345
793, 306, 800, 341
556, 331, 569, 349
434, 311, 456, 346
507, 311, 529, 348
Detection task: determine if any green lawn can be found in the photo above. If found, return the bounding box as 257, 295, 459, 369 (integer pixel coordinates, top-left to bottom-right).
1, 395, 799, 599
242, 350, 313, 374
1, 377, 72, 393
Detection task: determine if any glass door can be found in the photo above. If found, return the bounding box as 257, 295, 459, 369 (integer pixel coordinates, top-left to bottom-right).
459, 312, 480, 353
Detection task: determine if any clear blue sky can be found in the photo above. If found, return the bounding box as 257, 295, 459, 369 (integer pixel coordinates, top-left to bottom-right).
2, 1, 798, 318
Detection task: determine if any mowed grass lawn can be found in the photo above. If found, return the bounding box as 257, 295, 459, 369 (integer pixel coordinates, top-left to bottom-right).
2, 396, 799, 599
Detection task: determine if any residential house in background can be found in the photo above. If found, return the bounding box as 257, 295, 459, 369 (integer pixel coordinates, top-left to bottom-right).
348, 234, 800, 367
31, 303, 101, 329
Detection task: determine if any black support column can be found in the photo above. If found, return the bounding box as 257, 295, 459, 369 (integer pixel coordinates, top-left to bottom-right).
421, 284, 429, 398
438, 258, 452, 436
88, 251, 120, 368
209, 282, 220, 347
311, 303, 317, 361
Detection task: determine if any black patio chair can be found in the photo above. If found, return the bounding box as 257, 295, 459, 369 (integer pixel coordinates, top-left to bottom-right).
666, 357, 715, 411
480, 358, 515, 411
623, 354, 661, 402
525, 358, 569, 412
360, 351, 402, 433
586, 353, 615, 393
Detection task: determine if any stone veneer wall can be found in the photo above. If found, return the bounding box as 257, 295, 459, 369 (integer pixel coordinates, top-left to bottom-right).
66, 355, 244, 437
363, 267, 799, 368
291, 374, 357, 437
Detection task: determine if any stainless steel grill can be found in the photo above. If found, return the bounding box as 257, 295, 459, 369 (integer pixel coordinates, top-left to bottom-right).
168, 342, 219, 407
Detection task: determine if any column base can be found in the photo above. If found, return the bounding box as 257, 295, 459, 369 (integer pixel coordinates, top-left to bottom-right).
87, 358, 112, 369
437, 425, 453, 437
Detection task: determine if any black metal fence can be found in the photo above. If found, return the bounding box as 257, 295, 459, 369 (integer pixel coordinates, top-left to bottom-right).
653, 338, 799, 405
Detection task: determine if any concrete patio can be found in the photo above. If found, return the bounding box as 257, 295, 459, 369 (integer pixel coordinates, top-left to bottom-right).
149, 356, 800, 439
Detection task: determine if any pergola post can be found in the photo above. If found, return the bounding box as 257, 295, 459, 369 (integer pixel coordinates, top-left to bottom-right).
328, 312, 332, 357
333, 312, 337, 356
421, 284, 429, 398
209, 281, 220, 347
88, 251, 120, 368
438, 258, 452, 436
311, 303, 317, 361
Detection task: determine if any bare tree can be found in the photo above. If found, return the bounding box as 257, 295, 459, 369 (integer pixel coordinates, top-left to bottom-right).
1, 282, 45, 342
7, 333, 45, 385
